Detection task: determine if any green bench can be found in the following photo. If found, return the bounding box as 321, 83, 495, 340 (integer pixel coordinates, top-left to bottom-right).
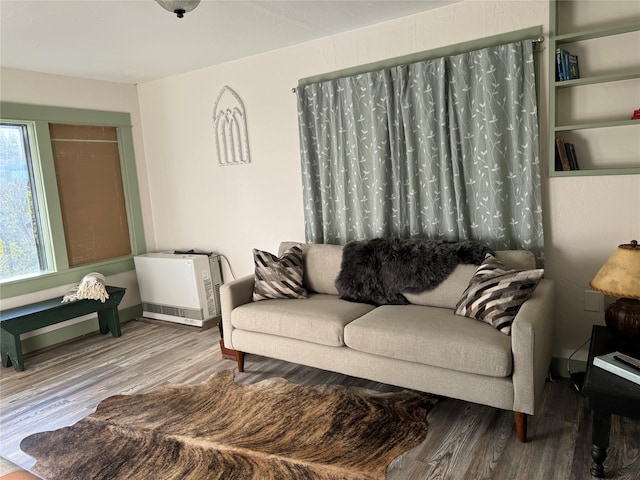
0, 286, 126, 372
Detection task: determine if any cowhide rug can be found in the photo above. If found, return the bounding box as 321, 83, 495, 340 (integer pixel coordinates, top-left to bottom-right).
20, 370, 437, 480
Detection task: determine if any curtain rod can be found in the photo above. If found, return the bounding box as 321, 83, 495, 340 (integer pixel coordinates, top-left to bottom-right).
292, 26, 544, 93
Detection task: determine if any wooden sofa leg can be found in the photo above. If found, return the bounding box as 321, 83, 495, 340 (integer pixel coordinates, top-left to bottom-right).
514, 411, 527, 443
236, 351, 245, 373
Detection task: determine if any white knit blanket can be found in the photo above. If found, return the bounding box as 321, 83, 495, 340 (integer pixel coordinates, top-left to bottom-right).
62, 272, 109, 303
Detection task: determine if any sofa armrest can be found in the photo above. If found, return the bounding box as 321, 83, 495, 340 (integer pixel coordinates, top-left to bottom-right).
510, 279, 555, 415
220, 274, 254, 350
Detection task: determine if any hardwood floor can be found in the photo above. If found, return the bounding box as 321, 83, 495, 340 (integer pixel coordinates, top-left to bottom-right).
1, 320, 638, 479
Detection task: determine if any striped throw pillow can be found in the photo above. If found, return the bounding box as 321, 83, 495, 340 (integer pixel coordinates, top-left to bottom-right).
455, 253, 543, 335
252, 246, 308, 301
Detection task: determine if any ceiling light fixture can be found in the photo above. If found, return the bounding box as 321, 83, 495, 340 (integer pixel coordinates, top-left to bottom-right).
155, 0, 201, 18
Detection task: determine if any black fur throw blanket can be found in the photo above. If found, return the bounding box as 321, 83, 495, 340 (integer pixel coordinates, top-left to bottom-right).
335, 238, 493, 306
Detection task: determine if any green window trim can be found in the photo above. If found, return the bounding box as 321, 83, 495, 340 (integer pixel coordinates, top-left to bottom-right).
0, 102, 146, 299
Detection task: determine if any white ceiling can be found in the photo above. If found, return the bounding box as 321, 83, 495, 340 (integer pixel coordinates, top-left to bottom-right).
0, 0, 459, 85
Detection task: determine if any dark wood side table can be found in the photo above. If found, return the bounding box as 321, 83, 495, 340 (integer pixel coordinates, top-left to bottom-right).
582, 325, 640, 478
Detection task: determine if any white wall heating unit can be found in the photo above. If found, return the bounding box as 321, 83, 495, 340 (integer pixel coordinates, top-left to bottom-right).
134, 252, 223, 327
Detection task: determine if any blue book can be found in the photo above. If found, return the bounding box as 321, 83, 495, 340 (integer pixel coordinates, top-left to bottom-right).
562, 50, 571, 81
567, 53, 580, 80
556, 49, 565, 81
556, 49, 580, 81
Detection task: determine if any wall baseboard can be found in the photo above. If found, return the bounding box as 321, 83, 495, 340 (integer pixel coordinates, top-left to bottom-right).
551, 356, 587, 379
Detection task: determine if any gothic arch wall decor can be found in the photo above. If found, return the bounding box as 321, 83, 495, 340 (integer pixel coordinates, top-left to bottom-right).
213, 86, 251, 166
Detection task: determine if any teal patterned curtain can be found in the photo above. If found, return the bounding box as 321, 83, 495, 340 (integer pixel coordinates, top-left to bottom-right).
297, 40, 543, 261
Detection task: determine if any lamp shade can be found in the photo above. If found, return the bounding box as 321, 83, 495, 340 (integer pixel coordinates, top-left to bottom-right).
589, 240, 640, 298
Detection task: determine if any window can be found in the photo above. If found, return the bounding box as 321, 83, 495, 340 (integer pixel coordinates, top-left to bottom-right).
0, 102, 146, 298
0, 123, 47, 280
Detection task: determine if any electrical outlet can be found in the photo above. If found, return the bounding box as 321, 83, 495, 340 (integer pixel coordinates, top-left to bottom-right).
584, 290, 603, 312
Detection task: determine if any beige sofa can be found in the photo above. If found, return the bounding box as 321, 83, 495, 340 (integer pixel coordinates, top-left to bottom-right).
221, 242, 555, 443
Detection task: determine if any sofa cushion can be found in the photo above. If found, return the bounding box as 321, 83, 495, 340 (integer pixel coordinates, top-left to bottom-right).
252, 245, 307, 301
455, 253, 544, 335
344, 305, 513, 377
402, 250, 536, 309
232, 293, 375, 347
279, 242, 343, 295
403, 264, 477, 309
493, 250, 536, 270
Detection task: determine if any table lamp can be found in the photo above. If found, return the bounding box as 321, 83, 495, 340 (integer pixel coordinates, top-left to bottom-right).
589, 240, 640, 348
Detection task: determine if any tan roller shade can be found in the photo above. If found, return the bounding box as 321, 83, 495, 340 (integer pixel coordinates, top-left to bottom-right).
50, 123, 131, 266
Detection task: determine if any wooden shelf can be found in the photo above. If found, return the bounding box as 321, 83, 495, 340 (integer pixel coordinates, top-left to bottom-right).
550, 167, 640, 178
555, 119, 640, 132
555, 70, 640, 88
556, 22, 640, 44
548, 0, 640, 177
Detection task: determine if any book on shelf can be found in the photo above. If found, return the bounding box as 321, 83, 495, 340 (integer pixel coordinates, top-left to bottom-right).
566, 142, 580, 170
594, 351, 640, 385
555, 138, 571, 171
567, 53, 580, 80
556, 49, 564, 81
556, 48, 580, 82
554, 143, 563, 171
555, 138, 580, 171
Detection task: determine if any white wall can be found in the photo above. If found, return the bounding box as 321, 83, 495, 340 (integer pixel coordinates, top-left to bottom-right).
2, 1, 639, 362
136, 0, 639, 362
137, 0, 550, 271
